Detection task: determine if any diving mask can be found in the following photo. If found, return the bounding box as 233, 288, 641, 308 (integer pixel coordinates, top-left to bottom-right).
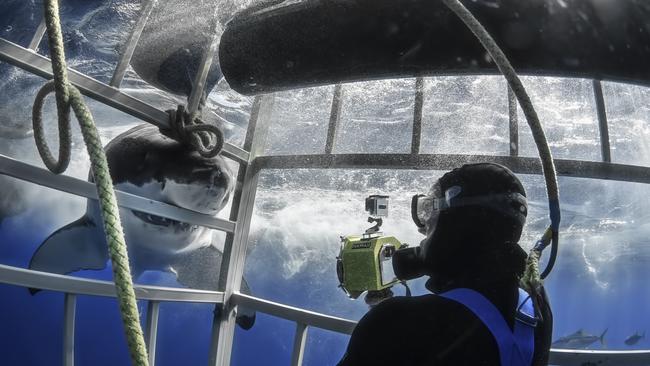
397, 184, 528, 281
411, 184, 528, 235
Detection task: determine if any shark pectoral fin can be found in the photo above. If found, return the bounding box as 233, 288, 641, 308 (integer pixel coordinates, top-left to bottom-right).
171, 245, 256, 330
29, 216, 108, 293
236, 278, 256, 331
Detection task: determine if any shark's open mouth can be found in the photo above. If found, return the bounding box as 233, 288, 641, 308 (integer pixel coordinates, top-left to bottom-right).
132, 210, 193, 231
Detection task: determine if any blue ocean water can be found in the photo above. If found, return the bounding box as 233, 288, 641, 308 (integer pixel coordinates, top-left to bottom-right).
2, 1, 650, 365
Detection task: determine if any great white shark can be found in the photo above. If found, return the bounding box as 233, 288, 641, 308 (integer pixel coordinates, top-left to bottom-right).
552, 329, 607, 349
29, 124, 255, 329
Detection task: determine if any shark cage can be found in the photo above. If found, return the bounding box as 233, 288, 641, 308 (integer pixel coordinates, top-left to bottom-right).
1, 0, 650, 365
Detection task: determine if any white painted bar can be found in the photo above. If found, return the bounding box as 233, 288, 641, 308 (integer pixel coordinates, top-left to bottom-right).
251, 153, 650, 185
291, 323, 309, 366
145, 300, 160, 366
63, 293, 76, 366
28, 19, 47, 51
211, 94, 276, 366
0, 264, 224, 303
549, 348, 650, 366
0, 154, 236, 233
232, 293, 356, 335
110, 0, 158, 87
186, 6, 220, 114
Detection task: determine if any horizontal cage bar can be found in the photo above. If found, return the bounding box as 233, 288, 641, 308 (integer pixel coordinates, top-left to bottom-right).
252, 154, 650, 185
1, 264, 648, 365
0, 154, 236, 233
0, 264, 224, 303
0, 37, 249, 165
232, 293, 357, 335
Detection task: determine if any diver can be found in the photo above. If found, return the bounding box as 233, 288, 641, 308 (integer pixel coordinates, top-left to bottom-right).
338, 163, 553, 366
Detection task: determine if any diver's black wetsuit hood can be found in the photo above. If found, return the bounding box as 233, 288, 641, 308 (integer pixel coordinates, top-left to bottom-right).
395, 163, 529, 283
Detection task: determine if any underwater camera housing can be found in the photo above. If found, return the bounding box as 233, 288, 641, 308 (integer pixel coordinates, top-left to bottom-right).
337, 195, 406, 306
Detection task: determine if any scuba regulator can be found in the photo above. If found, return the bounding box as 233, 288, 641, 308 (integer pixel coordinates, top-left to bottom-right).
336, 195, 408, 306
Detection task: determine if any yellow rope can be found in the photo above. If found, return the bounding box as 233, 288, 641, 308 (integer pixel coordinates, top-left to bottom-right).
520, 250, 542, 293
34, 1, 149, 364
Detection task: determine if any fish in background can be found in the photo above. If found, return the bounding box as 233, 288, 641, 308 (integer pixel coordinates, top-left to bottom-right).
28, 124, 255, 329
625, 331, 645, 346
552, 329, 608, 349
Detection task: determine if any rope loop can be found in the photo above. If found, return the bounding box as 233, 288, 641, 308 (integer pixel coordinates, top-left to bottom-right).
33, 1, 150, 364
163, 105, 224, 158
442, 0, 561, 280
32, 80, 72, 174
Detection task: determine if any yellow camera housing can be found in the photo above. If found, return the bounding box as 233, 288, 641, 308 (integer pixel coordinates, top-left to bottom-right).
336, 234, 405, 299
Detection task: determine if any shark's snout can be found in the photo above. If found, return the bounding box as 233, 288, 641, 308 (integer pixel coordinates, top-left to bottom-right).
162, 172, 232, 216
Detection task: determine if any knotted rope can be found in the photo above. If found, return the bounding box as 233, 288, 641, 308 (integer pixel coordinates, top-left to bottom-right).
33, 0, 149, 364
162, 104, 224, 157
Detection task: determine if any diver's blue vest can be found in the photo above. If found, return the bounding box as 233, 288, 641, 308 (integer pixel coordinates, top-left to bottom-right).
439, 288, 536, 366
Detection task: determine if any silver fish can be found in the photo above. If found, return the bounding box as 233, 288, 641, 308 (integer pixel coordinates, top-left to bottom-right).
625, 331, 645, 346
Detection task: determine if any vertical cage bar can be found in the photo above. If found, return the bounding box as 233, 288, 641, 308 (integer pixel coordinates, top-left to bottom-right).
412, 77, 424, 154
290, 323, 309, 366
109, 0, 157, 88
187, 4, 221, 114
211, 169, 260, 366
145, 300, 160, 366
508, 85, 519, 157
63, 293, 76, 366
325, 84, 343, 154
593, 79, 612, 163
28, 19, 47, 51
216, 96, 263, 288
210, 95, 275, 366
207, 96, 262, 363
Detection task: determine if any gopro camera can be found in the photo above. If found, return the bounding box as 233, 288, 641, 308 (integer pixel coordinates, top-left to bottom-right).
365, 195, 389, 217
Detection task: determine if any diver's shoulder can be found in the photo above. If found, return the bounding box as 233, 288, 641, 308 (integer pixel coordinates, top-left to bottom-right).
370, 293, 451, 314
